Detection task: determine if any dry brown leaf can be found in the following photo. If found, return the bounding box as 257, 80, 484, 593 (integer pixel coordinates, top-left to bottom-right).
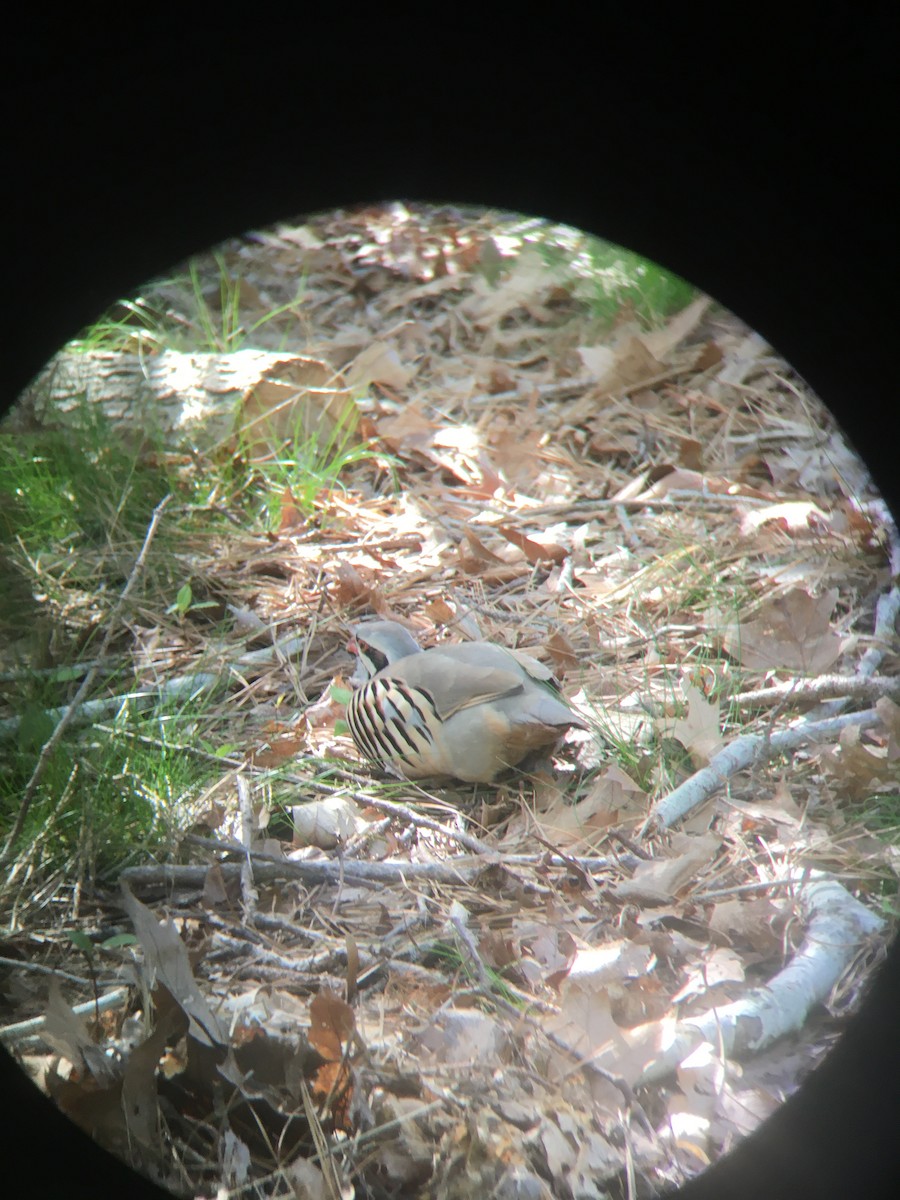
251, 727, 309, 767
422, 597, 456, 625
463, 248, 566, 325
367, 1095, 434, 1189
660, 684, 724, 766
42, 978, 96, 1071
529, 768, 645, 848
670, 949, 746, 1004
876, 697, 900, 758
489, 417, 547, 487
721, 588, 842, 674
375, 403, 438, 452
497, 524, 568, 565
715, 331, 769, 386
200, 863, 237, 908
639, 296, 711, 359
537, 1109, 623, 1191
344, 340, 414, 389
632, 466, 772, 501
120, 1008, 185, 1165
728, 779, 804, 828
548, 942, 656, 1103
309, 989, 354, 1131
120, 885, 227, 1048
614, 834, 720, 904
512, 919, 575, 977
546, 629, 579, 674
238, 357, 357, 460
822, 721, 899, 798
575, 766, 647, 829
692, 341, 725, 372
548, 981, 625, 1079
277, 484, 305, 534
302, 686, 344, 730
577, 336, 664, 394
309, 989, 355, 1059
678, 437, 704, 470
332, 560, 376, 608
708, 898, 782, 956
482, 361, 517, 393
416, 1009, 510, 1065
459, 529, 505, 565
763, 428, 873, 497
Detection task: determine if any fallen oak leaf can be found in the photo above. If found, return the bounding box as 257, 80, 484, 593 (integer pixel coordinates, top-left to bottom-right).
497, 524, 568, 565
459, 529, 505, 564
546, 629, 579, 674
721, 588, 842, 674
309, 988, 355, 1131
659, 684, 725, 766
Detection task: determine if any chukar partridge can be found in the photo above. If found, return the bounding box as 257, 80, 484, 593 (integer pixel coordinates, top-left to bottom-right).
346, 620, 588, 783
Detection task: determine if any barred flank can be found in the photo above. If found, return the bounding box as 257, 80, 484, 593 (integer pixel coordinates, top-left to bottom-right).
348, 679, 440, 773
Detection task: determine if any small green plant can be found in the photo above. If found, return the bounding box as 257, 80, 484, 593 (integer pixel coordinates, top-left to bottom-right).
188, 251, 308, 353
67, 294, 174, 353
0, 686, 221, 880
248, 399, 392, 530
523, 222, 696, 326
0, 403, 173, 553
426, 939, 523, 1006
853, 792, 900, 841
166, 581, 219, 618
70, 252, 308, 356
67, 928, 138, 1022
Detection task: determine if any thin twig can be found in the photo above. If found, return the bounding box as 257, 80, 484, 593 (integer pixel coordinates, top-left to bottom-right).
448, 909, 493, 988
342, 792, 492, 856
1, 495, 172, 869
0, 956, 91, 987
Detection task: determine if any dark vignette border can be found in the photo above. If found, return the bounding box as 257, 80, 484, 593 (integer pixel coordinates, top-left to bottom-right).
3, 15, 897, 1200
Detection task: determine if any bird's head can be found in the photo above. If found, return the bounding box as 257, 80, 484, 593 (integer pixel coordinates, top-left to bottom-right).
347, 620, 422, 683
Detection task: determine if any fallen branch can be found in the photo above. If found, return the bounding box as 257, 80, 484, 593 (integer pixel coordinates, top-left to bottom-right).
117, 843, 626, 896
812, 518, 899, 719
120, 853, 492, 892
626, 872, 884, 1085
732, 674, 900, 709
0, 672, 219, 742
0, 986, 130, 1048
331, 792, 492, 856
21, 348, 348, 449
644, 708, 882, 832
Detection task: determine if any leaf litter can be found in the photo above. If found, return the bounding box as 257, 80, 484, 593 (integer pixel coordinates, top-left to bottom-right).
1, 202, 897, 1197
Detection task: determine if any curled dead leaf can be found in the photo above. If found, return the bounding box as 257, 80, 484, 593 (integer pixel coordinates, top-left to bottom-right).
497, 524, 568, 565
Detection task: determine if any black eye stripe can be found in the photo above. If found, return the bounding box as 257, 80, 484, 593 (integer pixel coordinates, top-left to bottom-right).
358, 641, 389, 674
